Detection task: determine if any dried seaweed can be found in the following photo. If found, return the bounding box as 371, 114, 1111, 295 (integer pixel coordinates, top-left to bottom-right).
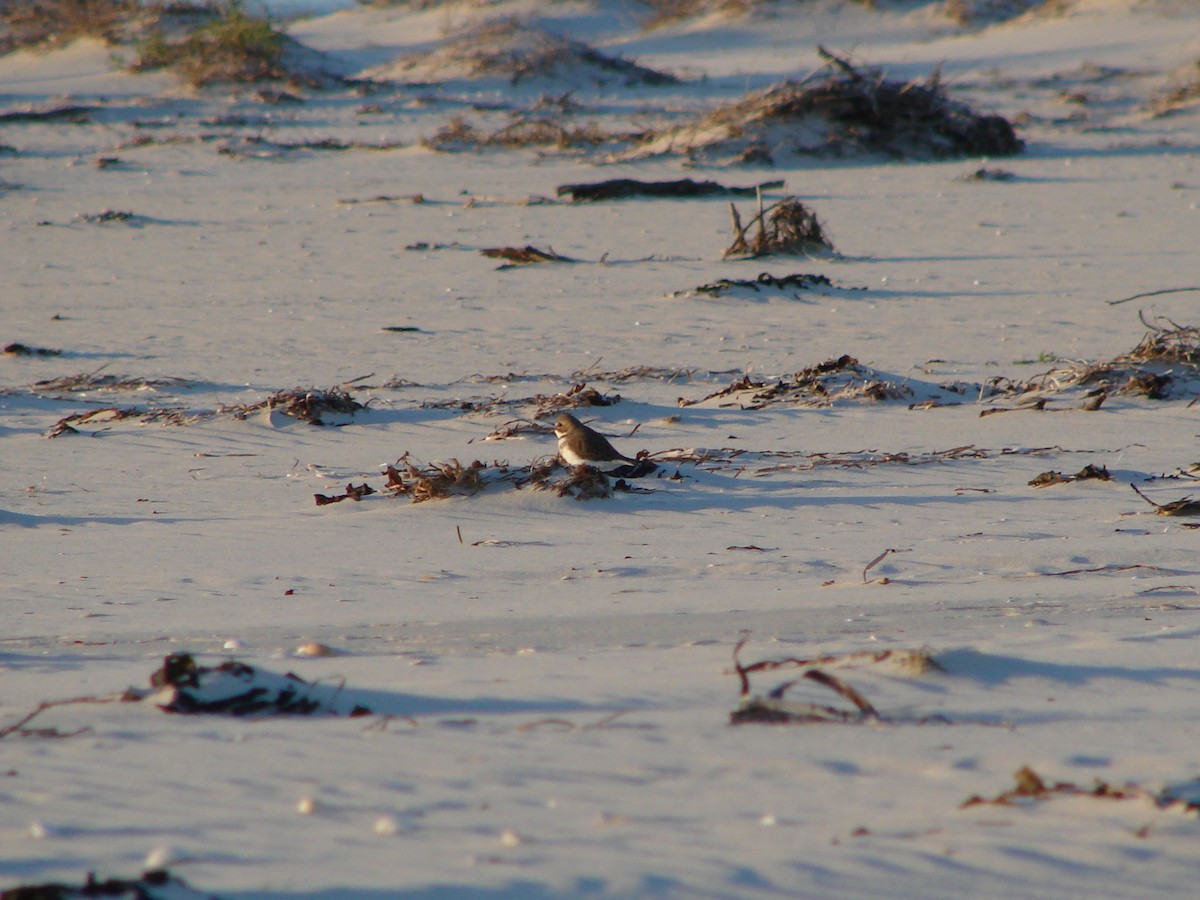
1030, 317, 1200, 401
481, 245, 576, 267
1130, 483, 1200, 517
621, 47, 1021, 163
0, 694, 120, 741
44, 406, 197, 437
724, 197, 833, 258
527, 460, 614, 499
676, 272, 836, 298
421, 381, 619, 419
309, 450, 659, 506
961, 766, 1145, 808
1148, 60, 1200, 117
76, 209, 136, 223
1028, 464, 1111, 487
731, 670, 881, 725
653, 444, 1074, 477
3, 342, 62, 356
32, 370, 192, 394
959, 167, 1016, 181
383, 456, 492, 503
313, 483, 376, 506
0, 104, 93, 123
862, 547, 911, 583
733, 644, 943, 682
729, 638, 945, 726
233, 386, 364, 425
0, 868, 205, 900
425, 116, 628, 152
375, 455, 635, 503
147, 653, 370, 717
1125, 317, 1200, 365
681, 355, 911, 409
217, 135, 406, 158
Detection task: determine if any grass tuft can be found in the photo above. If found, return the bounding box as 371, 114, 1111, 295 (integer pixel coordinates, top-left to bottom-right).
129, 2, 286, 87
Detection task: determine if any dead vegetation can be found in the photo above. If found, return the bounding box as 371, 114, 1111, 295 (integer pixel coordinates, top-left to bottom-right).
959, 166, 1016, 182
557, 177, 783, 203
1151, 60, 1200, 116
44, 406, 198, 437
310, 444, 658, 507
33, 382, 365, 436
962, 766, 1146, 808
1130, 484, 1200, 517
481, 245, 576, 267
32, 369, 193, 394
374, 18, 676, 88
681, 355, 920, 409
657, 443, 1057, 478
620, 47, 1022, 164
76, 208, 137, 223
1028, 463, 1111, 487
723, 197, 833, 258
374, 456, 623, 503
314, 482, 376, 506
233, 386, 365, 425
1029, 316, 1200, 402
0, 104, 92, 123
146, 653, 371, 716
127, 3, 291, 87
216, 134, 408, 159
0, 869, 205, 900
619, 46, 1022, 165
670, 272, 839, 300
4, 342, 62, 356
729, 638, 945, 726
0, 1, 326, 88
423, 115, 630, 153
1124, 317, 1200, 366
383, 456, 492, 503
421, 380, 619, 421
0, 0, 139, 54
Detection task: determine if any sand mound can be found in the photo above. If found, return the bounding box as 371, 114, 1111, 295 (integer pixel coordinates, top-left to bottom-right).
618, 50, 1022, 163
368, 18, 677, 88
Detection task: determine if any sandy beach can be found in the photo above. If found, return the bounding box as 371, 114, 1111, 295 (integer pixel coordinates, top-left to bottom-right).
3, 0, 1200, 896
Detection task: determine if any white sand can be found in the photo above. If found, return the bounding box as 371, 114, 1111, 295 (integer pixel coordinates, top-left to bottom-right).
3, 0, 1200, 896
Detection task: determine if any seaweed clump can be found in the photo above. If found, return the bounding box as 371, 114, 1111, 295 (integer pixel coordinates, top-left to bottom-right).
622, 47, 1022, 164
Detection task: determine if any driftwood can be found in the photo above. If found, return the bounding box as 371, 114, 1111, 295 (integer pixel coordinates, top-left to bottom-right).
1107, 286, 1200, 306
556, 177, 784, 202
3, 342, 62, 356
0, 105, 92, 123
481, 245, 576, 267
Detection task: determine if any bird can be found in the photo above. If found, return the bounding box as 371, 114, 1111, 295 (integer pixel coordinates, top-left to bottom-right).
553, 413, 637, 471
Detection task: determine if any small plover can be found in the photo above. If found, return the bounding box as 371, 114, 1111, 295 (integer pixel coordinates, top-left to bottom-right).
553, 413, 636, 471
